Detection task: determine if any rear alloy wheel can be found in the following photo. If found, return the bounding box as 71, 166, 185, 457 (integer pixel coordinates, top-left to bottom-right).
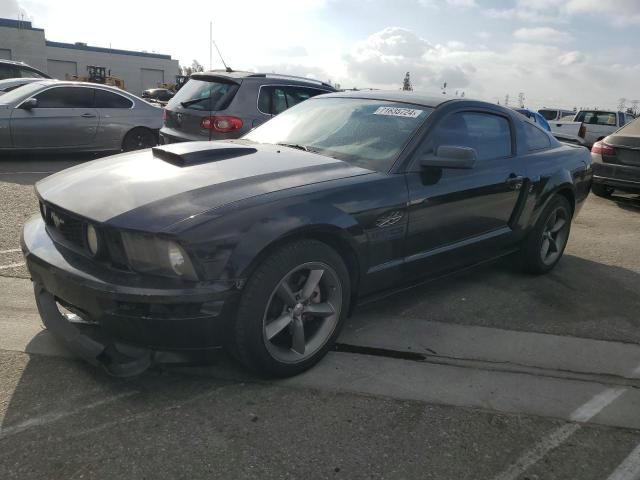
122, 128, 156, 152
520, 195, 572, 274
592, 183, 614, 198
230, 240, 350, 377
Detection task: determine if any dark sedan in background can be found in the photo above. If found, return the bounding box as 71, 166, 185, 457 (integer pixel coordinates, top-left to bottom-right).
22, 92, 592, 378
591, 117, 640, 197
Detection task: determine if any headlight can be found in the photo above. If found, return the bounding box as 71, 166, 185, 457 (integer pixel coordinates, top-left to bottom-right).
86, 224, 100, 256
121, 232, 198, 281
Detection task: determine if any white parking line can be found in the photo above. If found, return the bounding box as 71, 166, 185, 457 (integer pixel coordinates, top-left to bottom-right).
0, 391, 138, 440
492, 387, 627, 480
0, 262, 25, 270
0, 248, 21, 254
606, 443, 640, 480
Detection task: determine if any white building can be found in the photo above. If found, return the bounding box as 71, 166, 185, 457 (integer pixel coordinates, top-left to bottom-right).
0, 18, 180, 95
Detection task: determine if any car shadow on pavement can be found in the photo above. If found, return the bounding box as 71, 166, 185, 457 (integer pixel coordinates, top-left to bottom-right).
610, 193, 640, 212
1, 253, 639, 479
0, 152, 110, 185
352, 253, 640, 345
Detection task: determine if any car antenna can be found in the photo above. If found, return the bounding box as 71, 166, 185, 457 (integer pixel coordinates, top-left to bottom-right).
212, 39, 232, 73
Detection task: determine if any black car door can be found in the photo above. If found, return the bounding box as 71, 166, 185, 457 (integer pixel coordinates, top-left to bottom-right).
403, 109, 528, 278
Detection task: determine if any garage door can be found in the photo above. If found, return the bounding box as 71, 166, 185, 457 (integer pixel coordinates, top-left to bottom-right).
47, 60, 78, 80
141, 68, 164, 90
0, 49, 11, 60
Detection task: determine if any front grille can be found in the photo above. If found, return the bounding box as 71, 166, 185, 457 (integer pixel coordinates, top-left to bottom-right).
42, 202, 86, 250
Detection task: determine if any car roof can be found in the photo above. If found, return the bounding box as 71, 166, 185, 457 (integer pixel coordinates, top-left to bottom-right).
319, 90, 457, 108
0, 59, 30, 66
0, 77, 44, 85
193, 70, 335, 89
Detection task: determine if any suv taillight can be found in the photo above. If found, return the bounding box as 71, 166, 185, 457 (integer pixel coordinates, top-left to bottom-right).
200, 115, 243, 133
592, 141, 615, 156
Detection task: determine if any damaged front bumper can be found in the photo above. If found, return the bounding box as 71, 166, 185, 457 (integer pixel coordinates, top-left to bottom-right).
22, 216, 240, 376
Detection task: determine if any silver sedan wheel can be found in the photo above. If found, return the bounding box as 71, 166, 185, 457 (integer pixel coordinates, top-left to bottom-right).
263, 262, 342, 364
540, 207, 569, 266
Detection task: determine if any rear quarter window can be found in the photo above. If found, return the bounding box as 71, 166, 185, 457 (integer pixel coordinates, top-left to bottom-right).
94, 89, 133, 108
523, 122, 551, 151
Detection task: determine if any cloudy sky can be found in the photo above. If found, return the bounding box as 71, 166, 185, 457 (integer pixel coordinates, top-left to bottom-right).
3, 0, 639, 110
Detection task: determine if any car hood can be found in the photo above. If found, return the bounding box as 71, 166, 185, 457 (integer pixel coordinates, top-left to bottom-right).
36, 141, 372, 231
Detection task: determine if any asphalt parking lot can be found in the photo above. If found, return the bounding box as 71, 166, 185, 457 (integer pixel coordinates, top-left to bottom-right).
1, 154, 640, 479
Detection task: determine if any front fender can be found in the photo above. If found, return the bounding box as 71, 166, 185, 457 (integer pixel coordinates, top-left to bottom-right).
179, 196, 366, 284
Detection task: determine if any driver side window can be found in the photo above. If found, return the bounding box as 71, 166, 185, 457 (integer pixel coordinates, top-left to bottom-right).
424, 111, 512, 161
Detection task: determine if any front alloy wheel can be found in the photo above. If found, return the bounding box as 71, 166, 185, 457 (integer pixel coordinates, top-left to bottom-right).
230, 240, 350, 377
263, 262, 342, 363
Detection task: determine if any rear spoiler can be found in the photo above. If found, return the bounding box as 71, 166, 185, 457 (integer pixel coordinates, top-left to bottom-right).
190, 73, 241, 85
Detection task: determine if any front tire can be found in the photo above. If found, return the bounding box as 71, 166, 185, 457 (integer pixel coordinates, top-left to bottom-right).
230, 240, 350, 377
519, 195, 572, 274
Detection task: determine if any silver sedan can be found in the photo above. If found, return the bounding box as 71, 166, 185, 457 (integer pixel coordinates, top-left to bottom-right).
0, 81, 163, 153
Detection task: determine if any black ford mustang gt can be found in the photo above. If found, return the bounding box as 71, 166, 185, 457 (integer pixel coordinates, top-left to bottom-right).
22, 91, 592, 377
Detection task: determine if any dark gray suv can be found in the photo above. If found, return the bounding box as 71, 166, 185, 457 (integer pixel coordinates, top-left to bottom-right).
160, 70, 335, 143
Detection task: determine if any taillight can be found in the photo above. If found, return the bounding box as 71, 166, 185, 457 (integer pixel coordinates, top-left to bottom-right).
200, 115, 243, 133
592, 141, 615, 156
578, 124, 586, 138
162, 109, 167, 122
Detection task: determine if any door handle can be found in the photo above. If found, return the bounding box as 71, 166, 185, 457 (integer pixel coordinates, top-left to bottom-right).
506, 174, 525, 190
81, 113, 96, 118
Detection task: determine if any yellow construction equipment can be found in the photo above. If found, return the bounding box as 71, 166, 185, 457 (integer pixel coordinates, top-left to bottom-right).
66, 66, 125, 90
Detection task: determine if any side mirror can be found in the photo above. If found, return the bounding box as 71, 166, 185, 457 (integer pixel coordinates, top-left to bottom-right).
21, 98, 38, 110
420, 145, 477, 169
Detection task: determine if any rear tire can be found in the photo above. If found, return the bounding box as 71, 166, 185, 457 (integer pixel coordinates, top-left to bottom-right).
229, 239, 350, 378
592, 183, 614, 198
122, 127, 156, 152
519, 195, 572, 274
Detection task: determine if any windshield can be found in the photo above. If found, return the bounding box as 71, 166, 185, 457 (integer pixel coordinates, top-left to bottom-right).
168, 78, 238, 111
0, 81, 46, 104
244, 97, 433, 172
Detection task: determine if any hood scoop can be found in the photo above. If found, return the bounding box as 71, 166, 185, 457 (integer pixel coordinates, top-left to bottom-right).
152, 141, 257, 167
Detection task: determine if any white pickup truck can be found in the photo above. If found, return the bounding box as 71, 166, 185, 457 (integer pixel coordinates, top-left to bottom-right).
549, 110, 635, 147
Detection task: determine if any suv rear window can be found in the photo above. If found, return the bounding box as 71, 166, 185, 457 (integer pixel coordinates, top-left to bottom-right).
169, 79, 238, 111
575, 111, 617, 126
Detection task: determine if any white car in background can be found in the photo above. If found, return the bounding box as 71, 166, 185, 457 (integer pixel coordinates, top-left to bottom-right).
573, 110, 634, 147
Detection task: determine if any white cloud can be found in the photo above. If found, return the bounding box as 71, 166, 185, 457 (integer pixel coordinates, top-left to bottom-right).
341, 25, 638, 110
487, 0, 640, 26
514, 27, 573, 43
0, 0, 28, 19
446, 0, 477, 8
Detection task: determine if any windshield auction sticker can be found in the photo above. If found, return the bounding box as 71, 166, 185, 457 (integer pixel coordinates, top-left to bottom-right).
374, 106, 423, 118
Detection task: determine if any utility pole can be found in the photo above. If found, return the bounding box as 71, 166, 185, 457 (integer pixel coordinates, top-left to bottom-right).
618, 97, 627, 112
518, 92, 525, 108
504, 94, 510, 107
402, 72, 413, 91
209, 21, 213, 71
